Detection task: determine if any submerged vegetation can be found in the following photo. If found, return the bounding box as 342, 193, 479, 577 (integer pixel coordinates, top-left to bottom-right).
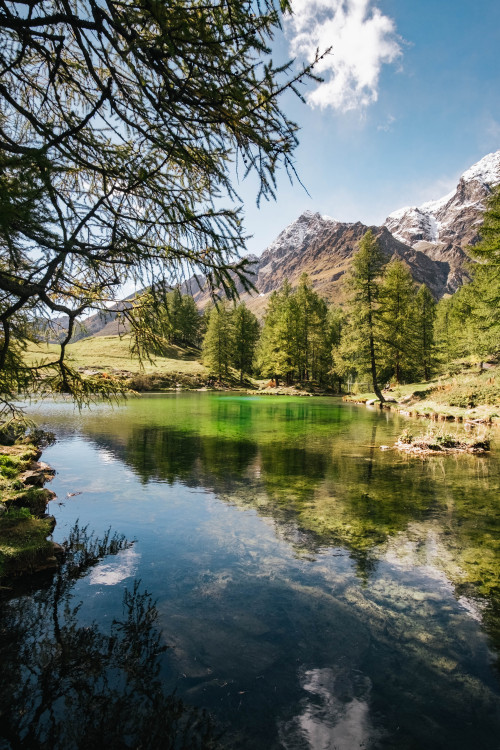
27, 393, 500, 670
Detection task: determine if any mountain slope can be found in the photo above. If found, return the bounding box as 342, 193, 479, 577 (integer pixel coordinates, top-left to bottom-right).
185, 211, 472, 313
382, 151, 500, 293
186, 151, 500, 312
384, 151, 500, 248
52, 150, 500, 338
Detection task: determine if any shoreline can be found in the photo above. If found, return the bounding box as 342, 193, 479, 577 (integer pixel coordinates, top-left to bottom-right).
343, 394, 500, 428
2, 383, 496, 584
0, 440, 63, 587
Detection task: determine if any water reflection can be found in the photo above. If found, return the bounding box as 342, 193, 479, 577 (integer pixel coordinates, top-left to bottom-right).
24, 394, 500, 748
61, 408, 498, 607
0, 523, 219, 750
279, 668, 377, 750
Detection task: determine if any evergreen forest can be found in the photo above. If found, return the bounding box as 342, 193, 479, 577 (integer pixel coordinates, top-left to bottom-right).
174, 186, 500, 393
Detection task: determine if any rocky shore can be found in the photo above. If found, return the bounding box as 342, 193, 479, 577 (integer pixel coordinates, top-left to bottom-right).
394, 432, 491, 455
0, 439, 63, 584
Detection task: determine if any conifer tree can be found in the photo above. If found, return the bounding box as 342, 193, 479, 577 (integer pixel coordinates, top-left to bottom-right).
167, 289, 184, 345
414, 284, 436, 381
257, 280, 296, 385
471, 185, 500, 271
346, 231, 387, 401
434, 184, 500, 369
435, 296, 465, 369
294, 273, 329, 382
463, 185, 500, 360
379, 260, 416, 384
309, 296, 330, 383
167, 291, 200, 348
231, 304, 260, 384
327, 305, 346, 391
443, 273, 498, 366
0, 0, 324, 412
202, 305, 234, 381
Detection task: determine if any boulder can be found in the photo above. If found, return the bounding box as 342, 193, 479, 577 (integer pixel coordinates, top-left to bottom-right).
21, 461, 55, 487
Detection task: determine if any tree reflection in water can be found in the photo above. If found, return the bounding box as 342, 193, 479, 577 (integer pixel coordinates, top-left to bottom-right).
0, 522, 220, 750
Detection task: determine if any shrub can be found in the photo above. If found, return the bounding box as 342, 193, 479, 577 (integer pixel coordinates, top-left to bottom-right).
399, 429, 413, 444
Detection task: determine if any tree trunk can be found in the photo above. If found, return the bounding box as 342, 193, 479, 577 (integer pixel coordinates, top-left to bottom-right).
369, 329, 384, 403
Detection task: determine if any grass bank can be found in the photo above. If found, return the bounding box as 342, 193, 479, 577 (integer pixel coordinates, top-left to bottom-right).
344, 364, 500, 426
26, 336, 266, 392
0, 440, 60, 582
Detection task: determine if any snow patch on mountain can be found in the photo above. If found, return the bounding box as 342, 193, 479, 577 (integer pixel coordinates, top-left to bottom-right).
384, 150, 500, 248
461, 150, 500, 187
419, 188, 456, 215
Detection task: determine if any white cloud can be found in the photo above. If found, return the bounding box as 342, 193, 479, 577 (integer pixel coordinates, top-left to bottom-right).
287, 0, 402, 112
486, 117, 500, 139
377, 113, 396, 132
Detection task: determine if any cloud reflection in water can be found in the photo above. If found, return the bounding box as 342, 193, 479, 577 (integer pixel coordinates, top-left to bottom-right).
89, 547, 140, 585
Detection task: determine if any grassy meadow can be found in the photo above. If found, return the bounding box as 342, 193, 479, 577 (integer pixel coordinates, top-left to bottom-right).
24, 335, 213, 391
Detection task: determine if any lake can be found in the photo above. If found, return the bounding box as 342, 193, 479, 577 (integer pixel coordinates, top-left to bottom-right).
1, 393, 500, 749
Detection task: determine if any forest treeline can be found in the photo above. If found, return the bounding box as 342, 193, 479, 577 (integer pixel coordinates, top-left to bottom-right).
160, 188, 500, 391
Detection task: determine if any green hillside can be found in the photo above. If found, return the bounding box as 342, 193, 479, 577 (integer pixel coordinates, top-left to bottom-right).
25, 336, 209, 389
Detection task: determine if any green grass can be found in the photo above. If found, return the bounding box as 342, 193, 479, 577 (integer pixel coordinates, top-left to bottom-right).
26, 335, 208, 376
0, 515, 55, 577
345, 364, 500, 424
397, 426, 491, 451
25, 335, 259, 391
0, 443, 56, 579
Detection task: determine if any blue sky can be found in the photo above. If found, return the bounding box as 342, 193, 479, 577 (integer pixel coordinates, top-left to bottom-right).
237, 0, 500, 256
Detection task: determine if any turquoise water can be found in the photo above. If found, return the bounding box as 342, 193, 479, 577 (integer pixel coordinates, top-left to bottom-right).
2, 393, 500, 749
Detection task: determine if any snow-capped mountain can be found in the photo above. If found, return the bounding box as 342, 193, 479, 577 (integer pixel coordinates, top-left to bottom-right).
179, 153, 500, 315
384, 151, 500, 248
65, 151, 500, 338
183, 211, 461, 312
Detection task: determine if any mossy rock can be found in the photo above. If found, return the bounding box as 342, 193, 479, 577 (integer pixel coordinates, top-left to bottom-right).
0, 515, 55, 578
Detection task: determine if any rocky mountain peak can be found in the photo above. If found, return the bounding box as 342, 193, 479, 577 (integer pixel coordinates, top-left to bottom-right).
384, 150, 500, 249
461, 150, 500, 187
68, 151, 500, 338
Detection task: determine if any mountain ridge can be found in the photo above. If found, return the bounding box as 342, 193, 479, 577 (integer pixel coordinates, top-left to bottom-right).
61, 150, 500, 337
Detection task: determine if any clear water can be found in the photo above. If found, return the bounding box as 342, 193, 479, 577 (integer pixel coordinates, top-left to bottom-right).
2, 393, 500, 749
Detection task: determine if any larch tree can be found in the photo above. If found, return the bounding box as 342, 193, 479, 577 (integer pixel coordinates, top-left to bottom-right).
465, 185, 500, 361
294, 273, 329, 382
0, 0, 324, 415
434, 185, 500, 369
327, 305, 346, 392
231, 304, 260, 384
346, 231, 387, 402
414, 284, 436, 381
471, 185, 500, 271
257, 280, 297, 385
167, 290, 200, 348
202, 305, 234, 382
379, 260, 416, 384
